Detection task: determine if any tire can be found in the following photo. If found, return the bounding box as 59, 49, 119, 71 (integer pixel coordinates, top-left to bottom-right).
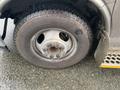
14, 10, 92, 69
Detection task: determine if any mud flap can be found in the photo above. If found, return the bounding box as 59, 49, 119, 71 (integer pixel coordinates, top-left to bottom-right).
94, 30, 109, 66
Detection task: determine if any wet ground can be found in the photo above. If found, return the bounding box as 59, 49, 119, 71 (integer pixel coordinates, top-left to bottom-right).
0, 19, 120, 90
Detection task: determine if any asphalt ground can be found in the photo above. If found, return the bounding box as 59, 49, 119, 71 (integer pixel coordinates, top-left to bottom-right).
0, 48, 120, 90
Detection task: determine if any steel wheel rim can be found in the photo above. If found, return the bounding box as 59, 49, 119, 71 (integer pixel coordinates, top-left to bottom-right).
31, 28, 78, 62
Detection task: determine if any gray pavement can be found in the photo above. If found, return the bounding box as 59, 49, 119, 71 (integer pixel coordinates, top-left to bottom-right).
0, 48, 120, 90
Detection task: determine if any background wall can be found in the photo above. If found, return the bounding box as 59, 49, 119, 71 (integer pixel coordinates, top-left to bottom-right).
110, 0, 120, 47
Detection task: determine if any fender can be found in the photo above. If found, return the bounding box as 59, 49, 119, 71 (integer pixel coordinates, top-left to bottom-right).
90, 0, 111, 35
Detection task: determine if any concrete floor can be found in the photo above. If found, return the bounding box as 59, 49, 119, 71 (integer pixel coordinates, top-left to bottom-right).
0, 48, 120, 90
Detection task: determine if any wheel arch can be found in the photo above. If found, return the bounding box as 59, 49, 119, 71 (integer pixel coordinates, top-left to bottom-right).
89, 0, 111, 35
0, 0, 111, 34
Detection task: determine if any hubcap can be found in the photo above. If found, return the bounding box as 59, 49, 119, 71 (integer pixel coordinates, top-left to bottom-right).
31, 28, 77, 62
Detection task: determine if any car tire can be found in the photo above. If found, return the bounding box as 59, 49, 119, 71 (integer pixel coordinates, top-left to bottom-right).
14, 10, 92, 69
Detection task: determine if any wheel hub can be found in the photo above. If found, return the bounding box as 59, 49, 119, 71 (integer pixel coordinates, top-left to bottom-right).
41, 41, 66, 59
32, 28, 77, 61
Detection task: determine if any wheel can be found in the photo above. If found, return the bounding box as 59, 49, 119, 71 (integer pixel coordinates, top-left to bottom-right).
14, 10, 92, 69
